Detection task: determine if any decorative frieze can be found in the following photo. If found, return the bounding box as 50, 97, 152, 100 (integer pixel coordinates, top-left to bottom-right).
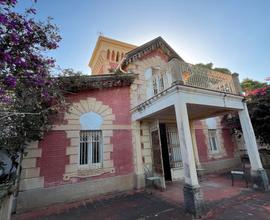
63, 167, 115, 181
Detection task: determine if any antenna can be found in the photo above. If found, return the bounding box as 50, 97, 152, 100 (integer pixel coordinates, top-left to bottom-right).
97, 31, 104, 36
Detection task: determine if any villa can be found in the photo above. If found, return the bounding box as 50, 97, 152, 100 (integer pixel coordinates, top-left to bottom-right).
17, 36, 269, 216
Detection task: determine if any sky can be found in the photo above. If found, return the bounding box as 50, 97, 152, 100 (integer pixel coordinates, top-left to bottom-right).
16, 0, 270, 82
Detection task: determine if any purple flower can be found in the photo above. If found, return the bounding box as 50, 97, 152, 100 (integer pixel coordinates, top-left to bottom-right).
0, 95, 12, 104
4, 75, 17, 88
0, 0, 17, 6
0, 14, 8, 24
14, 57, 27, 67
10, 32, 19, 44
42, 90, 49, 98
3, 52, 12, 63
0, 88, 5, 95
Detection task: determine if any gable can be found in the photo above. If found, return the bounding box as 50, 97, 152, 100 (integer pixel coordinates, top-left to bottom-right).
122, 36, 184, 67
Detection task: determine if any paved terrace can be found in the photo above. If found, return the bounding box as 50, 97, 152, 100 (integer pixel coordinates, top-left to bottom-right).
13, 173, 270, 220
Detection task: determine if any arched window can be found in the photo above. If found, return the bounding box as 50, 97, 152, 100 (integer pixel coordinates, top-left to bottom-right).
111, 50, 115, 61
79, 112, 103, 167
116, 51, 119, 62
106, 49, 110, 60
121, 52, 124, 60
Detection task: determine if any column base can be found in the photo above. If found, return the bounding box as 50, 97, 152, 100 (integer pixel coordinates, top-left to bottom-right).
183, 184, 204, 218
196, 168, 205, 182
251, 169, 269, 191
134, 174, 145, 189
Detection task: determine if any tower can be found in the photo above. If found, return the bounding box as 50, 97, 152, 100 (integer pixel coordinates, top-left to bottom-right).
88, 36, 137, 75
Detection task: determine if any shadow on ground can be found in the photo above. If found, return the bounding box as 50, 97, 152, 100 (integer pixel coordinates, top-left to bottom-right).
12, 173, 270, 220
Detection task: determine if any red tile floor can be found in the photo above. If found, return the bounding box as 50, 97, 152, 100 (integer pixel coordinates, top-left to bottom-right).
13, 173, 270, 220
153, 173, 249, 205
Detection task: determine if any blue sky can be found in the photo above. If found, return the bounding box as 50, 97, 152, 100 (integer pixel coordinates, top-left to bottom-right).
16, 0, 270, 82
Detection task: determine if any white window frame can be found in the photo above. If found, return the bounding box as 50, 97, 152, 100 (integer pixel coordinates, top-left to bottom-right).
208, 129, 220, 154
79, 130, 103, 169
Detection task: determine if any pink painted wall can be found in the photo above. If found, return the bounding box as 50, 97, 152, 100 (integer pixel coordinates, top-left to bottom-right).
37, 131, 69, 187
37, 86, 133, 187
195, 120, 237, 163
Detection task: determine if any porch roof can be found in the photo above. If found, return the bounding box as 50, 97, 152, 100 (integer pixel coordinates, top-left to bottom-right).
131, 82, 245, 121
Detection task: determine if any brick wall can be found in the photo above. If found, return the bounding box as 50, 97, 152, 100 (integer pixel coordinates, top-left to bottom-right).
22, 86, 134, 190
195, 120, 237, 163
37, 131, 69, 187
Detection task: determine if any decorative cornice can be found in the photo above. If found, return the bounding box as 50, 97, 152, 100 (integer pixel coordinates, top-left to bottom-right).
123, 36, 184, 66
59, 73, 136, 92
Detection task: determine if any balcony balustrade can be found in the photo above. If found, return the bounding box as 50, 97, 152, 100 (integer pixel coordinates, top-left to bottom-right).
145, 59, 242, 100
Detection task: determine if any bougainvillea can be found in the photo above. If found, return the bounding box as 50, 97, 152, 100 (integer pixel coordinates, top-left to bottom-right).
223, 78, 270, 145
241, 78, 268, 95
0, 0, 64, 152
246, 83, 270, 145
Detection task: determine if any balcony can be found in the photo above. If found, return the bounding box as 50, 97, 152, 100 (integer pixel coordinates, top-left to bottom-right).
144, 58, 242, 102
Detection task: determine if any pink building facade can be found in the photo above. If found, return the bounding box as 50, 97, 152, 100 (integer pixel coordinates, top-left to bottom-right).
17, 36, 267, 217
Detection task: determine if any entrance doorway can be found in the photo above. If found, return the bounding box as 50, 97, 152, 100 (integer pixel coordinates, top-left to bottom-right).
159, 123, 172, 181
150, 121, 183, 188
160, 123, 183, 181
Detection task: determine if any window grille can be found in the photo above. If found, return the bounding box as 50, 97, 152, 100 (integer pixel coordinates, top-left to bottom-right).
80, 130, 102, 168
166, 125, 182, 168
158, 75, 164, 92
152, 77, 158, 95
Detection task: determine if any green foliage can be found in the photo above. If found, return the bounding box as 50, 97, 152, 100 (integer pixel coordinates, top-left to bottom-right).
213, 67, 231, 75
241, 78, 268, 93
60, 68, 85, 77
194, 63, 231, 74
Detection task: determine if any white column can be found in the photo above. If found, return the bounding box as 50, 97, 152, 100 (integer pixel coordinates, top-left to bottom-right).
238, 103, 263, 171
174, 101, 199, 186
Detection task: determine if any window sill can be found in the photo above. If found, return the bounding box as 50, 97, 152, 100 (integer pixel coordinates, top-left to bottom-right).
78, 163, 102, 170
63, 167, 115, 181
208, 151, 226, 159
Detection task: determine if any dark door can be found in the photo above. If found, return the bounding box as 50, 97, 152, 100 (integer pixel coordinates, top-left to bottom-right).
159, 123, 172, 181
